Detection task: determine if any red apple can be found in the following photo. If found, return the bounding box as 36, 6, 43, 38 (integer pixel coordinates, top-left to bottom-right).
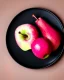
32, 14, 61, 51
31, 38, 51, 59
15, 24, 38, 51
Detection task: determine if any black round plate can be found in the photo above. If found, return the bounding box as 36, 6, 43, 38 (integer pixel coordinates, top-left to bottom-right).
6, 8, 64, 69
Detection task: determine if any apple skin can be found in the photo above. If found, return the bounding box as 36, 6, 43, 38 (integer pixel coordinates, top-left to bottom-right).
31, 38, 51, 59
15, 24, 38, 51
35, 17, 61, 51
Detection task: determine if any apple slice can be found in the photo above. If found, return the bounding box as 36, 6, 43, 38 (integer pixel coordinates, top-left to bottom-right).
15, 24, 38, 51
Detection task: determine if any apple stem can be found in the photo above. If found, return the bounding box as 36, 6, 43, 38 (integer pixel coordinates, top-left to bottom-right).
32, 14, 38, 20
18, 31, 28, 38
18, 31, 22, 34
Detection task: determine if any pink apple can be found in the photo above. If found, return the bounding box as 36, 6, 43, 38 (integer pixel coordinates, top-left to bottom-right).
31, 38, 52, 59
15, 24, 38, 51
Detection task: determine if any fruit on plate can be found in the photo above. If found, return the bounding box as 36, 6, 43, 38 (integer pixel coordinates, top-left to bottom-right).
15, 24, 38, 51
31, 38, 52, 59
32, 14, 61, 51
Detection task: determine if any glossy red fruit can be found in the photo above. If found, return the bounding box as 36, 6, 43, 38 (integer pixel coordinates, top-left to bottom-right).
31, 38, 51, 59
32, 14, 61, 51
